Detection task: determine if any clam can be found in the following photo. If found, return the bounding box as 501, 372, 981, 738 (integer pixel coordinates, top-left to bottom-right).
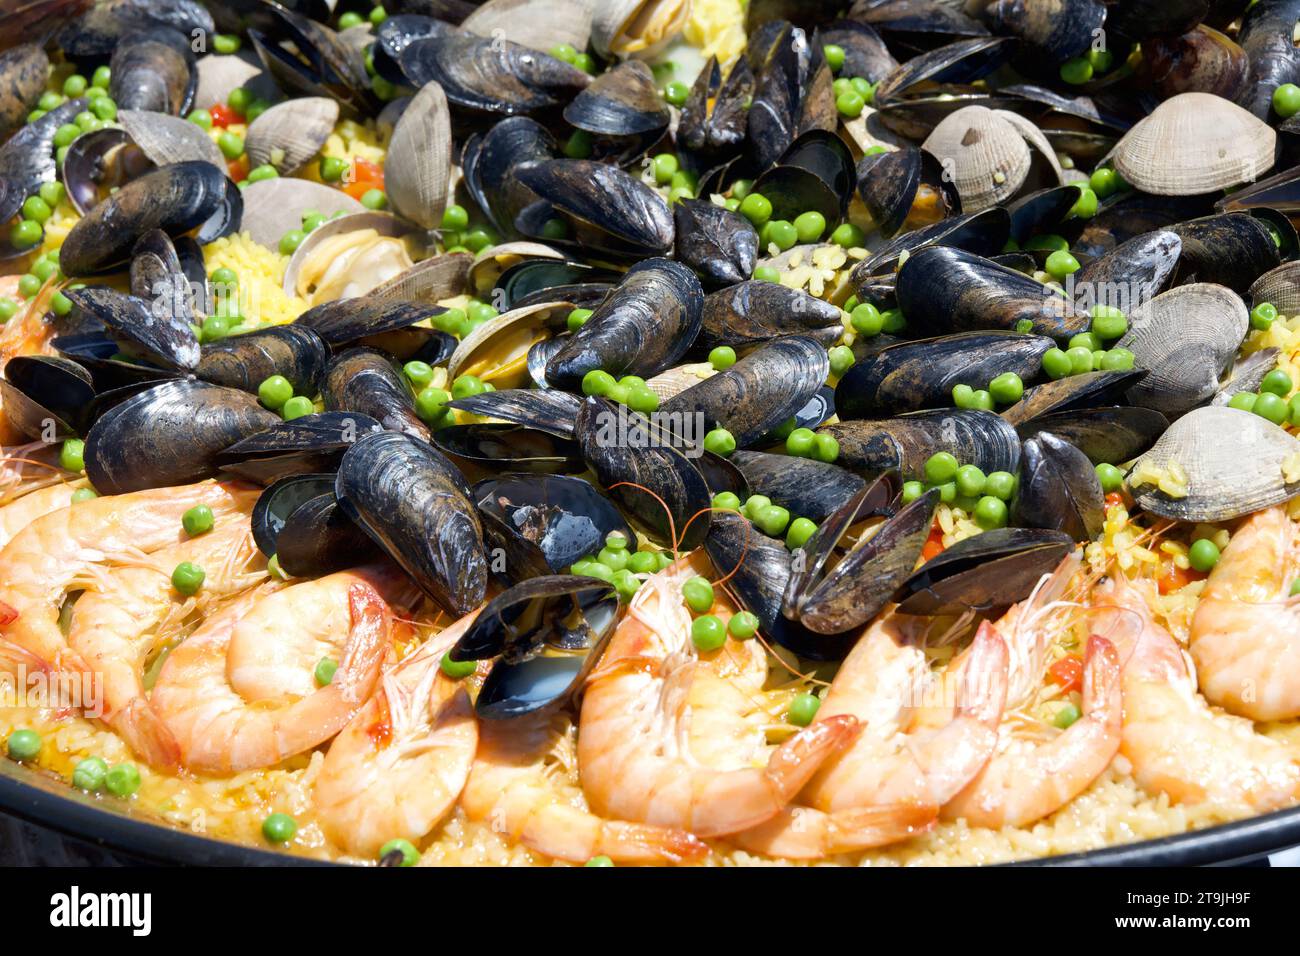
244, 97, 339, 176
1109, 92, 1276, 196
384, 81, 451, 232
281, 210, 414, 304
117, 109, 226, 170
192, 48, 278, 111
1126, 405, 1300, 522
1015, 432, 1105, 542
921, 105, 1064, 212
1117, 283, 1249, 418
821, 408, 1023, 480
591, 0, 691, 60
449, 302, 574, 391
467, 243, 565, 299
1250, 260, 1300, 315
368, 252, 473, 305
460, 0, 594, 53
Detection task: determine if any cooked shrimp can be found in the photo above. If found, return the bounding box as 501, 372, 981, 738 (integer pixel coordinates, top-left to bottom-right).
735, 613, 1008, 857
66, 521, 263, 769
1094, 574, 1300, 812
0, 479, 87, 549
463, 710, 709, 865
0, 481, 260, 678
0, 440, 76, 505
1189, 505, 1300, 720
152, 579, 391, 775
578, 552, 859, 838
315, 609, 477, 858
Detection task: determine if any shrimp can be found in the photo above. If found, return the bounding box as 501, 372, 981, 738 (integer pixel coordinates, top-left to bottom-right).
65, 520, 263, 769
463, 711, 709, 865
151, 579, 391, 775
0, 440, 77, 505
315, 608, 477, 858
735, 613, 1009, 857
1189, 505, 1300, 720
0, 479, 87, 550
1094, 574, 1300, 813
578, 552, 860, 838
0, 480, 260, 678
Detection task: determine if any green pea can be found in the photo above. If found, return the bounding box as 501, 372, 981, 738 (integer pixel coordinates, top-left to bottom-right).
586, 855, 615, 867
1251, 302, 1279, 331
369, 5, 388, 24
761, 219, 797, 251
691, 614, 726, 651
89, 96, 116, 121
565, 307, 594, 332
172, 562, 205, 596
682, 576, 715, 613
356, 187, 385, 210
988, 372, 1023, 405
440, 652, 476, 679
0, 297, 16, 323
785, 427, 816, 457
91, 65, 111, 89
627, 550, 659, 574
71, 487, 97, 504
811, 433, 839, 463
280, 395, 312, 420
1089, 166, 1118, 199
703, 345, 737, 372
39, 180, 65, 208
314, 657, 338, 686
1291, 578, 1300, 596
379, 838, 419, 866
63, 73, 88, 97
563, 129, 593, 159
31, 258, 58, 283
411, 388, 448, 426
1087, 47, 1115, 73
1099, 347, 1135, 371
7, 729, 41, 761
1059, 57, 1094, 85
252, 376, 292, 413
954, 464, 986, 499
462, 227, 494, 253
25, 109, 45, 124
319, 155, 347, 182
626, 385, 659, 414
1068, 332, 1102, 354
1070, 186, 1098, 219
452, 374, 488, 399
836, 90, 866, 118
338, 10, 364, 28
1289, 393, 1300, 425
10, 219, 41, 249
1228, 391, 1258, 413
596, 546, 629, 573
433, 307, 469, 337
823, 44, 846, 72
831, 222, 866, 249
1045, 249, 1081, 280
727, 610, 760, 640
1066, 346, 1094, 375
1254, 390, 1288, 425
1053, 702, 1081, 729
829, 345, 855, 378
1090, 305, 1127, 340
712, 491, 741, 513
262, 812, 297, 843
22, 195, 51, 223
1275, 83, 1300, 119
182, 504, 215, 537
1094, 463, 1125, 494
1188, 539, 1220, 573
901, 480, 925, 504
278, 229, 306, 255
742, 494, 772, 520
663, 81, 690, 106
1262, 369, 1293, 396
850, 302, 884, 336
973, 495, 1008, 529
213, 33, 242, 54
581, 369, 617, 397
187, 108, 212, 130
924, 451, 959, 484
1038, 347, 1070, 380
72, 756, 108, 791
850, 77, 873, 99
17, 273, 41, 298
739, 192, 772, 227
752, 265, 781, 283
703, 428, 736, 457
788, 692, 820, 727
59, 438, 85, 473
785, 517, 817, 552
37, 91, 63, 111
652, 152, 679, 186
880, 308, 906, 334
794, 210, 827, 243
104, 763, 141, 797
754, 504, 791, 537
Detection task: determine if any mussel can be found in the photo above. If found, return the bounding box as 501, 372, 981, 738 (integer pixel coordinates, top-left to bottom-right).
821, 408, 1023, 480
320, 348, 429, 440
1015, 432, 1105, 541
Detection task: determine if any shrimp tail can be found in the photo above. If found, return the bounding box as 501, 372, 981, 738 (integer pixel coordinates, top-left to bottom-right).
732, 803, 938, 858
767, 714, 861, 803
336, 583, 392, 705
591, 822, 710, 864
116, 699, 183, 772
953, 622, 1009, 726
1083, 635, 1121, 719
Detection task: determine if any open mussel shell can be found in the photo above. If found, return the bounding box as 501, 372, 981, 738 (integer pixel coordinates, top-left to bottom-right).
673, 200, 758, 288
0, 98, 85, 204
783, 473, 939, 636
445, 388, 582, 437
729, 449, 865, 524
856, 145, 959, 239
874, 35, 1015, 108
1118, 283, 1249, 419
244, 97, 339, 176
1072, 229, 1181, 311
698, 278, 844, 352
562, 59, 668, 152
216, 411, 384, 485
59, 128, 147, 218
252, 472, 337, 557
335, 430, 487, 617
678, 54, 753, 166
463, 117, 558, 238
1236, 0, 1300, 118
1015, 406, 1169, 466
296, 296, 446, 355
275, 491, 382, 578
60, 160, 240, 276
1006, 185, 1084, 244
753, 130, 857, 224
822, 408, 1022, 480
1016, 432, 1105, 542
704, 510, 853, 661
247, 8, 376, 117
660, 336, 829, 450
1127, 405, 1300, 522
896, 245, 1088, 340
196, 325, 331, 396
1168, 212, 1296, 294
435, 423, 583, 473
468, 242, 564, 299
64, 285, 200, 372
1110, 92, 1276, 196
988, 0, 1104, 65
545, 257, 703, 390
320, 348, 428, 440
515, 159, 674, 257
575, 396, 713, 549
109, 29, 196, 116
0, 356, 96, 440
473, 473, 634, 582
895, 527, 1076, 616
497, 264, 617, 313
851, 206, 1011, 284
401, 34, 589, 115
84, 379, 280, 495
56, 1, 213, 58
449, 575, 619, 721
836, 331, 1054, 418
1000, 369, 1147, 427
130, 228, 197, 330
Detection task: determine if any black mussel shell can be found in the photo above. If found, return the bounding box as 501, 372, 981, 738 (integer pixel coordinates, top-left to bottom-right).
248, 8, 376, 116
1001, 369, 1147, 427
275, 491, 381, 578
673, 199, 759, 288
320, 347, 428, 440
52, 331, 177, 393
783, 473, 939, 635
495, 260, 617, 312
856, 146, 959, 239
1016, 431, 1105, 541
462, 116, 557, 238
252, 472, 337, 557
130, 228, 196, 331
1169, 212, 1295, 294
746, 21, 808, 171
698, 279, 843, 352
757, 384, 836, 442
295, 297, 447, 357
61, 127, 150, 217
1014, 406, 1169, 465
753, 130, 857, 224
109, 29, 195, 116
0, 355, 96, 440
400, 34, 589, 115
836, 331, 1055, 418
0, 99, 88, 221
895, 527, 1075, 615
679, 55, 753, 164
851, 207, 1011, 284
64, 286, 199, 372
823, 408, 1023, 480
988, 0, 1106, 66
335, 430, 487, 616
730, 449, 866, 523
56, 0, 213, 58
1072, 229, 1181, 313
1007, 185, 1085, 244
446, 388, 581, 437
84, 379, 280, 495
660, 336, 829, 449
371, 14, 454, 86
574, 396, 713, 550
196, 325, 330, 396
545, 257, 703, 389
474, 474, 635, 582
435, 424, 583, 473
563, 60, 669, 147
874, 36, 1016, 108
451, 575, 619, 721
813, 20, 899, 83
216, 411, 385, 485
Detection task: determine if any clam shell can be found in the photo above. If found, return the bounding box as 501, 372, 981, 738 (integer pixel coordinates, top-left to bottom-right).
118, 109, 226, 169
1118, 283, 1249, 419
461, 0, 594, 52
448, 301, 572, 388
192, 50, 277, 111
385, 80, 451, 231
1249, 260, 1300, 315
244, 97, 339, 175
281, 210, 407, 298
922, 105, 1061, 211
1110, 92, 1276, 196
242, 179, 365, 252
591, 0, 692, 60
646, 363, 715, 401
468, 242, 564, 298
1128, 406, 1300, 522
370, 252, 473, 304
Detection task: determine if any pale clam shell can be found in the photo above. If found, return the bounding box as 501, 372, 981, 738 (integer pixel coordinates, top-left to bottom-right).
1249, 260, 1300, 316
192, 51, 277, 111
591, 0, 692, 61
280, 210, 410, 297
1110, 92, 1276, 196
839, 107, 908, 158
461, 0, 595, 53
448, 300, 573, 387
1118, 282, 1249, 419
922, 106, 1060, 211
468, 241, 565, 297
370, 252, 473, 304
646, 362, 715, 400
244, 97, 339, 175
386, 80, 452, 232
117, 110, 226, 170
1128, 405, 1300, 522
240, 179, 365, 252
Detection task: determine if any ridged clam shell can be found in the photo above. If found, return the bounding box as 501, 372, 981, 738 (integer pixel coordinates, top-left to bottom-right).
118, 109, 226, 169
1250, 261, 1300, 316
922, 105, 1060, 211
245, 97, 339, 175
461, 0, 594, 52
591, 0, 692, 60
385, 80, 451, 231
